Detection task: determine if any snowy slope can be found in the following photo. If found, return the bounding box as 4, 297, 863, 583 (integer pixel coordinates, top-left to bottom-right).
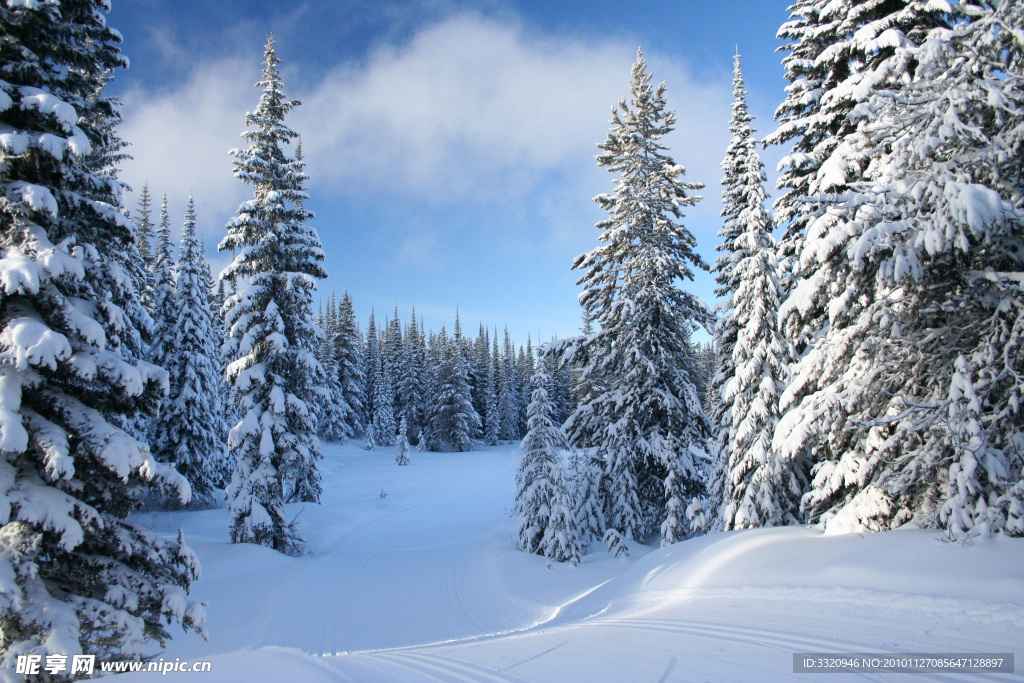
118, 443, 1024, 682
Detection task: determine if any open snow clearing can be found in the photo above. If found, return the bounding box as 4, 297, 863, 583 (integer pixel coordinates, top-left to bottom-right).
118, 443, 1024, 682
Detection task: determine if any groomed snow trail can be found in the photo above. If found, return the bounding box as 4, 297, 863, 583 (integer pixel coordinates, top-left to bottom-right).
120, 444, 1024, 682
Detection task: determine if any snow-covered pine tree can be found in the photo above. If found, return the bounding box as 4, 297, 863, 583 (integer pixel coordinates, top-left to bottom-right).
484, 332, 501, 445
372, 355, 397, 447
554, 49, 713, 543
517, 337, 535, 436
135, 182, 155, 263
0, 0, 204, 671
395, 416, 411, 466
200, 244, 234, 487
381, 307, 403, 431
567, 447, 604, 548
398, 308, 425, 446
221, 35, 326, 552
709, 54, 797, 531
335, 291, 365, 435
316, 295, 349, 442
497, 327, 520, 441
472, 323, 490, 422
363, 309, 380, 437
546, 344, 574, 427
151, 196, 227, 507
148, 192, 176, 373
516, 368, 580, 563
775, 2, 1024, 536
764, 0, 956, 302
453, 309, 481, 440
425, 327, 480, 452
570, 308, 601, 425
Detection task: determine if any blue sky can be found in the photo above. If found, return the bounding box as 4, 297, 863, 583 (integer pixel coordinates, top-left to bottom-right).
107, 0, 793, 345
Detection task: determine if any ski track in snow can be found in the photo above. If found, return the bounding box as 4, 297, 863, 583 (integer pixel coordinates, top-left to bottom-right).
116, 443, 1024, 682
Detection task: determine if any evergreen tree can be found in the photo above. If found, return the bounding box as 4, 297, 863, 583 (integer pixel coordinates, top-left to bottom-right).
567, 448, 605, 548
0, 1, 204, 670
472, 323, 491, 423
148, 193, 176, 374
381, 306, 403, 431
484, 332, 502, 445
135, 182, 155, 263
335, 291, 365, 436
710, 54, 797, 531
221, 36, 326, 552
363, 309, 380, 436
316, 296, 349, 442
775, 3, 1024, 536
425, 328, 480, 452
498, 327, 520, 441
516, 369, 580, 563
395, 416, 411, 466
555, 49, 713, 543
372, 355, 397, 447
151, 196, 228, 506
398, 308, 426, 445
764, 0, 955, 300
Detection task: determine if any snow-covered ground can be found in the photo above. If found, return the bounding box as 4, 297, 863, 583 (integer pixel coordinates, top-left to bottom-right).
118, 443, 1024, 681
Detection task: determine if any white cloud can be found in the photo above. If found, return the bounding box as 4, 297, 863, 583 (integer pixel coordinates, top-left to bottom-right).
116, 13, 735, 277
118, 55, 257, 244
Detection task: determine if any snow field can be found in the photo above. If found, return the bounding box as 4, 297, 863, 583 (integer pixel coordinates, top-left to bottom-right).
119, 442, 1024, 682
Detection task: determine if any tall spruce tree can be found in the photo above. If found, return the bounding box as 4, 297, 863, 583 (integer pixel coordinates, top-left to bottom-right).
497, 327, 520, 441
0, 0, 204, 670
710, 54, 796, 531
316, 296, 349, 442
220, 36, 326, 552
555, 49, 713, 544
398, 308, 426, 445
484, 332, 502, 445
152, 196, 228, 506
135, 182, 154, 264
425, 328, 480, 452
148, 192, 176, 374
775, 2, 1024, 536
334, 291, 365, 435
516, 368, 581, 564
764, 0, 956, 302
372, 355, 397, 447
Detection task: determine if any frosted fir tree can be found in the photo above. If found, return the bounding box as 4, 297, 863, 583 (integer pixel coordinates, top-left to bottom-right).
151, 197, 228, 507
472, 324, 491, 421
220, 36, 327, 552
566, 448, 604, 548
315, 297, 350, 442
497, 327, 521, 441
775, 3, 1024, 536
335, 291, 366, 435
148, 193, 176, 373
554, 49, 713, 543
516, 369, 580, 563
765, 0, 959, 302
425, 328, 480, 452
395, 416, 411, 466
398, 308, 426, 446
484, 332, 502, 445
0, 1, 204, 673
372, 356, 397, 447
364, 422, 377, 451
363, 309, 380, 436
710, 54, 798, 531
135, 182, 155, 264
